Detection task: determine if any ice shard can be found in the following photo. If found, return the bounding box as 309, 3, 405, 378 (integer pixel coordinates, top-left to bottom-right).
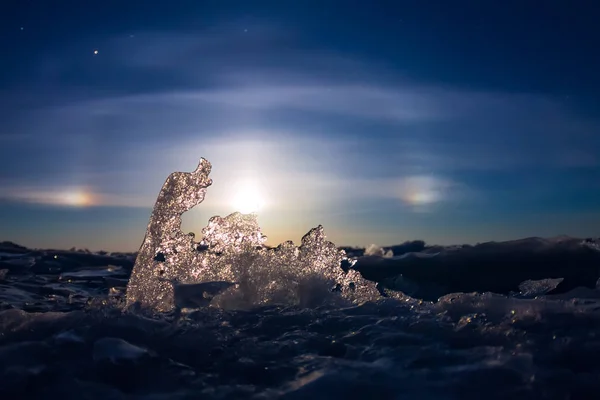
125, 158, 213, 312
126, 158, 386, 313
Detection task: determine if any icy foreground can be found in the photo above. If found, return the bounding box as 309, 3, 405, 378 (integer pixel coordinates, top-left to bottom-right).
2, 160, 600, 399
2, 276, 600, 399
354, 237, 600, 300
126, 158, 383, 312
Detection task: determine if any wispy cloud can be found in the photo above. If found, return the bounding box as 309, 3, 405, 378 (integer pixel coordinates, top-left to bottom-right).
3, 24, 600, 219
3, 76, 598, 215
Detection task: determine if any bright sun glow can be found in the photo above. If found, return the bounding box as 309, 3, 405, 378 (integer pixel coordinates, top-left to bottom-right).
231, 182, 264, 214
58, 191, 94, 207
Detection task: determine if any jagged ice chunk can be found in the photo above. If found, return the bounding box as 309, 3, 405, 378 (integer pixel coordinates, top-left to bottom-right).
126, 158, 386, 312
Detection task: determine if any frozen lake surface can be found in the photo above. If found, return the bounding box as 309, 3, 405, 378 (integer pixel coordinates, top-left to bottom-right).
2, 240, 600, 400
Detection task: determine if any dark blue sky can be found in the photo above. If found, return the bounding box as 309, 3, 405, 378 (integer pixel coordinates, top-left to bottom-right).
1, 0, 600, 251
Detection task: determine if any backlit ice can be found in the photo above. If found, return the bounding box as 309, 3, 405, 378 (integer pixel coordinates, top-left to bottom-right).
126, 158, 384, 313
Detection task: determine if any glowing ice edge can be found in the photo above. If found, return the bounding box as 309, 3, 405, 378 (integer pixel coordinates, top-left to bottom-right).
126, 158, 395, 312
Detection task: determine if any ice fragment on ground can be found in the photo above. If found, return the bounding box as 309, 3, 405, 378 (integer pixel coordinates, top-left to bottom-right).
582, 237, 600, 252
126, 158, 387, 312
93, 337, 149, 363
1, 257, 35, 268
126, 158, 213, 312
53, 330, 85, 345
517, 278, 564, 298
364, 244, 393, 258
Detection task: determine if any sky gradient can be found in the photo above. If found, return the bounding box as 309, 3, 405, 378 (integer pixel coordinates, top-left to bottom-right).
1, 1, 600, 251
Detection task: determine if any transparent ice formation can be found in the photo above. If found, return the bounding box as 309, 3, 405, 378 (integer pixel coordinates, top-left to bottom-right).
517, 278, 564, 298
126, 158, 214, 312
364, 243, 394, 258
126, 158, 384, 312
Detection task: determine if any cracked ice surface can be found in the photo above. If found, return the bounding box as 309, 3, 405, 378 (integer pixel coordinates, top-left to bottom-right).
126, 158, 384, 312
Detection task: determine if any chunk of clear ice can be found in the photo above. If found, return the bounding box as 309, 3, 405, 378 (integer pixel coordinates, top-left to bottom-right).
126, 158, 214, 312
126, 158, 385, 312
